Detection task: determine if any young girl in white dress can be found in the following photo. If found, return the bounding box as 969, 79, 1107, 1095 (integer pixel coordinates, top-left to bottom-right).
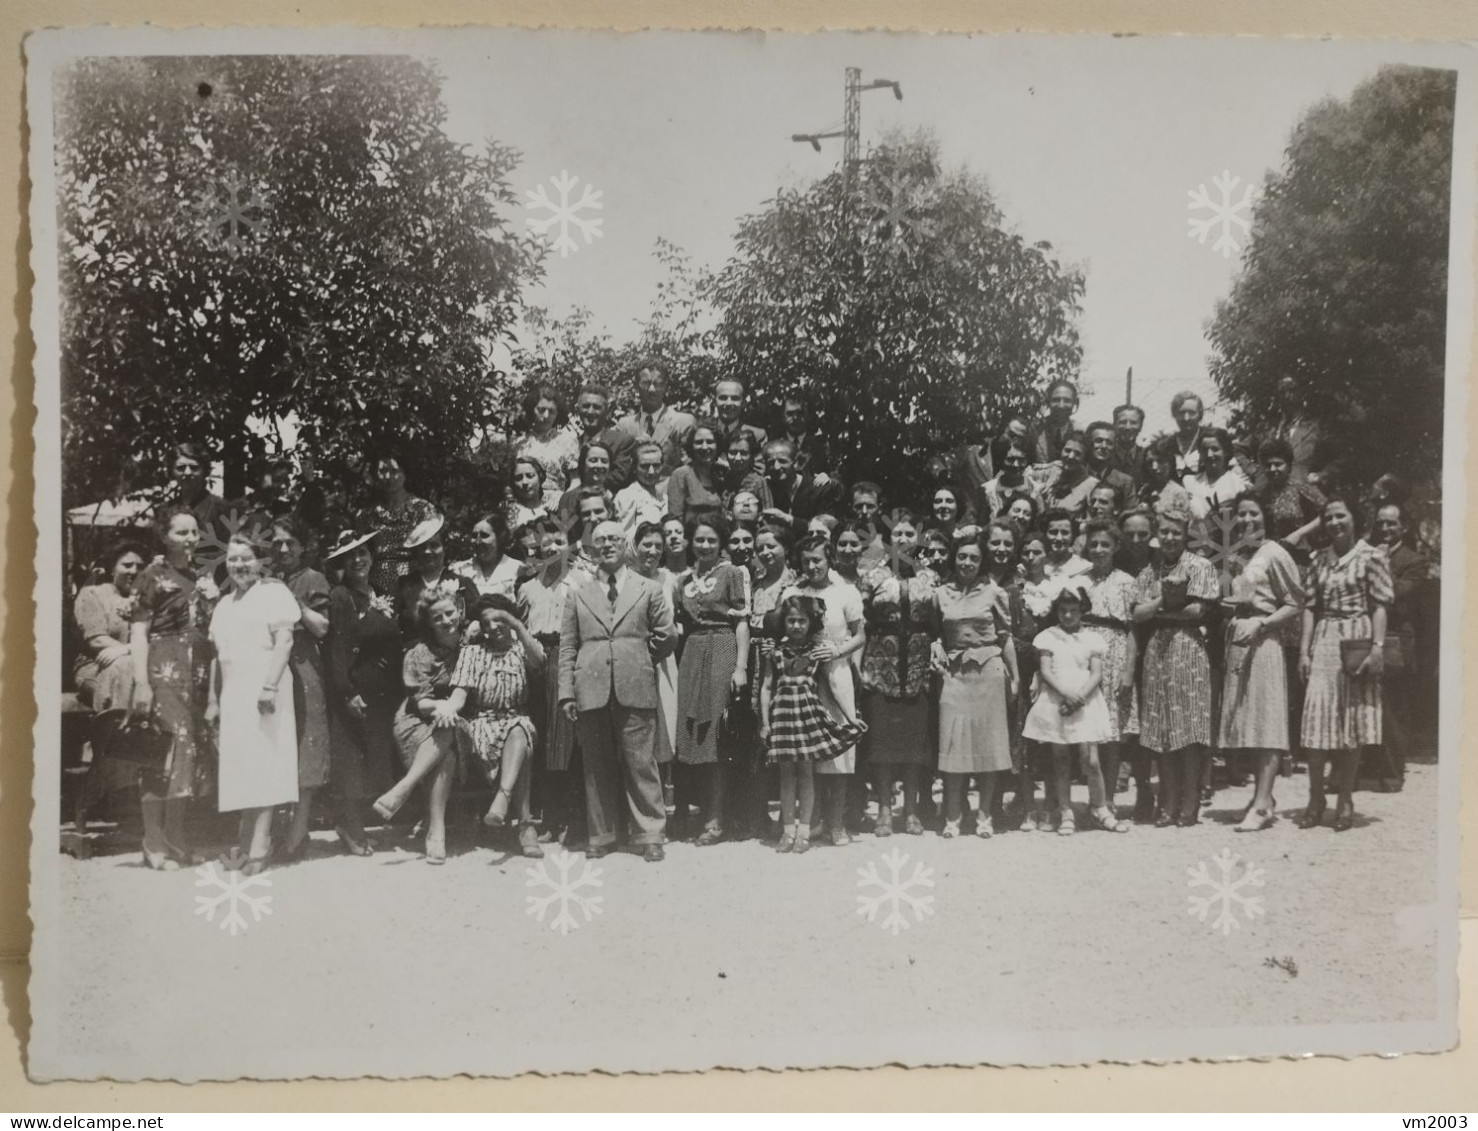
1021, 581, 1130, 836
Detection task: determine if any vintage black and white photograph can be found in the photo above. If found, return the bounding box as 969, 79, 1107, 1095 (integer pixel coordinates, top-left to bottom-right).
25, 27, 1467, 1080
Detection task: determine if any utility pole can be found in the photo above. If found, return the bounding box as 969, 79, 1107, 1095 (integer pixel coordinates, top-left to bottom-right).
791, 67, 903, 192
1125, 366, 1134, 407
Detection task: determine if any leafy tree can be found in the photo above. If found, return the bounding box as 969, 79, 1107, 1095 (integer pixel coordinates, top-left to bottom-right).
706, 131, 1085, 501
1207, 64, 1455, 494
56, 54, 543, 516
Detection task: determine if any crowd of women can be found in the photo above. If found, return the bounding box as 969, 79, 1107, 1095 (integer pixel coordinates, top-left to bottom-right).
67, 365, 1437, 871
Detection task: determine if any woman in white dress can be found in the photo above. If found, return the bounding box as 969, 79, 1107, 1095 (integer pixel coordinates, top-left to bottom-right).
207, 533, 301, 874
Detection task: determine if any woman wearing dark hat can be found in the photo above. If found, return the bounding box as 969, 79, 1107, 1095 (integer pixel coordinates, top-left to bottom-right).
396, 514, 480, 643
324, 527, 403, 855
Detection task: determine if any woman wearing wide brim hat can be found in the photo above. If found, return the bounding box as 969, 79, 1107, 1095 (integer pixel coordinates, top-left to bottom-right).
395, 512, 480, 645
323, 526, 402, 855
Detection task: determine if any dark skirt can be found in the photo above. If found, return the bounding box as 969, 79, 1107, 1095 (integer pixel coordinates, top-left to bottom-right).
329, 694, 399, 803
533, 632, 577, 771
676, 627, 739, 765
289, 637, 332, 790
859, 689, 932, 766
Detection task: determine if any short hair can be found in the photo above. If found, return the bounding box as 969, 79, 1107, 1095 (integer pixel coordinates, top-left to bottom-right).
808, 513, 839, 536
661, 512, 685, 530
153, 504, 199, 543
634, 441, 665, 462
630, 356, 671, 386
1170, 391, 1204, 417
633, 520, 666, 548
520, 383, 567, 429
99, 538, 150, 574
531, 516, 567, 540
472, 511, 511, 547
1322, 494, 1366, 538
1147, 435, 1180, 468
1042, 507, 1077, 535
1085, 420, 1115, 441
714, 377, 746, 396
725, 430, 757, 457
1196, 426, 1234, 461
882, 508, 919, 543
577, 440, 614, 477
473, 592, 520, 622
576, 382, 611, 404
783, 390, 813, 411
850, 480, 882, 503
832, 518, 873, 551
1081, 517, 1120, 546
576, 485, 610, 509
983, 518, 1019, 562
797, 531, 833, 561
1018, 526, 1050, 556
728, 518, 759, 542
685, 510, 730, 545
686, 419, 722, 460
1001, 491, 1039, 528
1045, 379, 1079, 403
1050, 581, 1094, 617
950, 529, 989, 573
416, 587, 463, 639
774, 594, 825, 643
763, 437, 797, 460
1112, 404, 1145, 426
267, 513, 315, 548
1060, 430, 1088, 455
1154, 498, 1193, 531
1119, 506, 1155, 531
756, 522, 795, 555
1257, 437, 1295, 465
920, 524, 953, 550
512, 455, 547, 487
171, 440, 212, 466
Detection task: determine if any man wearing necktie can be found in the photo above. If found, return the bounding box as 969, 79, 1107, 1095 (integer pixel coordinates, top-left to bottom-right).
559, 519, 676, 861
616, 358, 695, 480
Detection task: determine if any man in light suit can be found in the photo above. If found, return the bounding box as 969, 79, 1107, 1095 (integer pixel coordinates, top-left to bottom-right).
559, 519, 676, 861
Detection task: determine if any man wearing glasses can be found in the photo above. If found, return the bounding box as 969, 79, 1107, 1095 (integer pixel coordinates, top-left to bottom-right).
1083, 420, 1137, 512
558, 519, 675, 863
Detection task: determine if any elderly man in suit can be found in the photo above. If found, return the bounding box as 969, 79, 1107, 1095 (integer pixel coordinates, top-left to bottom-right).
559, 518, 676, 861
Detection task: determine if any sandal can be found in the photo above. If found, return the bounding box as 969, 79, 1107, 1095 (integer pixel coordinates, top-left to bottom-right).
142, 849, 180, 872
372, 788, 407, 822
1089, 807, 1130, 834
1030, 808, 1052, 833
975, 814, 994, 839
941, 818, 959, 840
518, 824, 544, 859
425, 831, 447, 865
1057, 809, 1076, 837
484, 787, 512, 829
335, 826, 373, 857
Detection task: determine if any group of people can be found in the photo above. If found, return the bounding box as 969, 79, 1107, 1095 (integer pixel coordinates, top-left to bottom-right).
67, 362, 1436, 871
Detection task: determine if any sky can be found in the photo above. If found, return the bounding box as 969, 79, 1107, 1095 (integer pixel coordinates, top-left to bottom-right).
425, 31, 1419, 436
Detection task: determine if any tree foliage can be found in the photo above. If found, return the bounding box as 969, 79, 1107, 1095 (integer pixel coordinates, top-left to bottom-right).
57, 54, 543, 513
1207, 64, 1455, 493
707, 132, 1085, 501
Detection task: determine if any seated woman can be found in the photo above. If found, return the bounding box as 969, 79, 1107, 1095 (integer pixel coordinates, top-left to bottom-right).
375, 590, 475, 864
74, 539, 147, 713
453, 593, 547, 857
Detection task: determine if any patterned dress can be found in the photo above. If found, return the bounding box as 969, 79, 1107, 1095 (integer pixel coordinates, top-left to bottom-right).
1084, 568, 1141, 740
130, 561, 214, 800
360, 495, 438, 596
392, 641, 473, 769
517, 427, 581, 510
858, 565, 933, 767
780, 573, 866, 774
1135, 552, 1218, 754
452, 639, 538, 779
73, 583, 136, 711
1301, 540, 1392, 750
765, 642, 866, 764
675, 562, 747, 765
283, 567, 332, 789
1218, 540, 1304, 751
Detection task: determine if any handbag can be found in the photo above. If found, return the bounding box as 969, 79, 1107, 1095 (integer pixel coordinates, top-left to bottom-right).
1338, 638, 1375, 677
94, 708, 174, 771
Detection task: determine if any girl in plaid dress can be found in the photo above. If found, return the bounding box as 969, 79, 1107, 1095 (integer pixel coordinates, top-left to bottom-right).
760, 595, 867, 854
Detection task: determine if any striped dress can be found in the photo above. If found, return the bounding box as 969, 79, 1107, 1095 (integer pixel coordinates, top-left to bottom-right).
1301, 540, 1392, 750
1084, 568, 1140, 741
1135, 552, 1218, 754
451, 639, 537, 779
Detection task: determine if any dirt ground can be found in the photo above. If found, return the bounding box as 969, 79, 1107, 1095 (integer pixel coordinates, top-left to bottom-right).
39, 761, 1442, 1079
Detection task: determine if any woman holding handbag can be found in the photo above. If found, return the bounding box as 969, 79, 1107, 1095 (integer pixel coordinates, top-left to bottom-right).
1298, 496, 1393, 832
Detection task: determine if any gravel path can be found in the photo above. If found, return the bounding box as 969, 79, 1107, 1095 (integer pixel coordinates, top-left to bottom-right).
39, 763, 1442, 1079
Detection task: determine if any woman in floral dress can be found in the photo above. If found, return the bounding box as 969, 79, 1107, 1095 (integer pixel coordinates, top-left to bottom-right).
1081, 518, 1141, 820
128, 507, 214, 870
1132, 501, 1218, 827
359, 455, 438, 596
453, 593, 546, 858
516, 383, 581, 511
325, 528, 403, 856
1298, 496, 1392, 832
